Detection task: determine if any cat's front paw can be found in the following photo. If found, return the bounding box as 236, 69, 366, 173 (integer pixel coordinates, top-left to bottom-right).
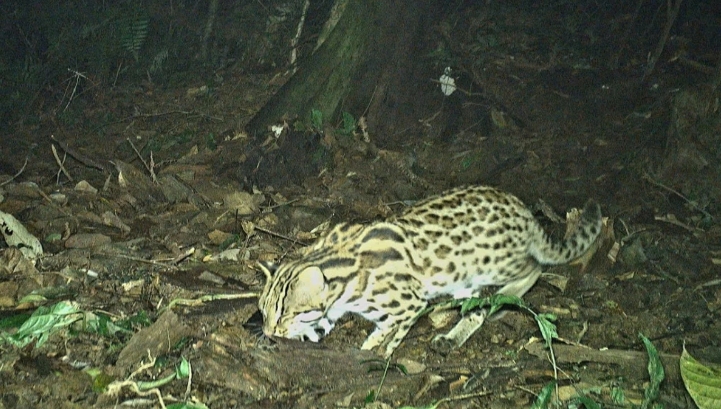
430, 334, 458, 354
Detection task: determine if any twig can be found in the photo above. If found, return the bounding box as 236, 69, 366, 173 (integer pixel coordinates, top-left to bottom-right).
100, 252, 178, 269
643, 172, 713, 219
373, 358, 392, 401
183, 359, 193, 400
675, 55, 717, 74
714, 51, 721, 90
113, 61, 123, 87
290, 0, 310, 70
62, 69, 88, 112
105, 354, 167, 409
91, 110, 223, 135
654, 214, 702, 233
610, 0, 646, 69
436, 390, 492, 405
171, 247, 195, 264
149, 151, 157, 183
50, 134, 106, 171
255, 0, 269, 13
200, 0, 218, 60
126, 138, 157, 183
131, 110, 222, 120
164, 293, 259, 312
259, 198, 300, 212
0, 157, 28, 186
255, 225, 309, 245
51, 144, 73, 183
643, 0, 684, 81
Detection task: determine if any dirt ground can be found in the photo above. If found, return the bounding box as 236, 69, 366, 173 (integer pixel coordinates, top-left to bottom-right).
1, 2, 720, 409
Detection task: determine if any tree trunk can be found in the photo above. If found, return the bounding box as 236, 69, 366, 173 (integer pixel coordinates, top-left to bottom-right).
247, 0, 427, 136
218, 0, 429, 187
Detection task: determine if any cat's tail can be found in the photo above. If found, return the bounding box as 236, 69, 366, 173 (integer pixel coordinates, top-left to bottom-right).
529, 200, 602, 265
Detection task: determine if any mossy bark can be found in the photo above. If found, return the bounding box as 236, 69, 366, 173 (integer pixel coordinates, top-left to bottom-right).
247, 0, 372, 134
221, 0, 429, 187
247, 0, 427, 136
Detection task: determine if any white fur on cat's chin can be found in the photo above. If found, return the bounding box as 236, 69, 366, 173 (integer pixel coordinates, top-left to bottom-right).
286, 311, 334, 342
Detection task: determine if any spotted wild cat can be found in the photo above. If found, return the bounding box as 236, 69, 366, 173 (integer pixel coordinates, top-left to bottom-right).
258, 185, 602, 357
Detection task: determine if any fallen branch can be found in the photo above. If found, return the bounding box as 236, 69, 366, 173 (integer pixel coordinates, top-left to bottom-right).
51, 144, 73, 183
643, 0, 684, 81
643, 172, 712, 219
50, 134, 106, 171
126, 138, 157, 183
525, 340, 681, 382
0, 157, 28, 186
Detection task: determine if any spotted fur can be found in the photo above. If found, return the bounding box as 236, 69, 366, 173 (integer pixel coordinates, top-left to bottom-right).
258, 185, 602, 357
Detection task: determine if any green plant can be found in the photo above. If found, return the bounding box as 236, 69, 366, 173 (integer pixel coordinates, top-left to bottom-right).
205, 133, 217, 151
363, 358, 407, 403
0, 301, 82, 347
610, 386, 626, 405
310, 108, 324, 133
458, 295, 559, 361
680, 346, 721, 409
382, 295, 563, 409
150, 49, 169, 73
119, 12, 150, 61
339, 111, 357, 136
0, 301, 148, 349
395, 297, 678, 409
640, 334, 665, 409
530, 381, 555, 409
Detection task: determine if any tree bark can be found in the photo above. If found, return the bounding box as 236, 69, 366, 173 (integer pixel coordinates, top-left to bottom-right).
217, 0, 429, 188
247, 0, 428, 136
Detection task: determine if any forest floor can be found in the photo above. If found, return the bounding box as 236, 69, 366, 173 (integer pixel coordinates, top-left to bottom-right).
1, 3, 720, 409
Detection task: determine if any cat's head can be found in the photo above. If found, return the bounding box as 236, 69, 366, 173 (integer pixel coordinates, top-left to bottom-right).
257, 261, 331, 342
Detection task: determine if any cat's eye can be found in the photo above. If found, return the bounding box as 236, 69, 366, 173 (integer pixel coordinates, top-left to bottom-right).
296, 310, 323, 323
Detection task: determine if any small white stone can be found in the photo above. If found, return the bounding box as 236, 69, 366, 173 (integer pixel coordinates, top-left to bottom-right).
74, 180, 98, 194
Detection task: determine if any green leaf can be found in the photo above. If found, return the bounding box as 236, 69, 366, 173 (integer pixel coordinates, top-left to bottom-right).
118, 310, 152, 329
17, 293, 48, 304
535, 313, 558, 347
460, 156, 473, 170
640, 333, 665, 409
83, 312, 133, 336
219, 233, 241, 251
0, 312, 31, 330
340, 112, 356, 135
119, 12, 149, 61
680, 346, 721, 409
310, 109, 323, 132
136, 371, 177, 391
460, 296, 488, 314
86, 369, 115, 393
530, 381, 555, 409
365, 389, 375, 403
487, 293, 525, 316
177, 357, 191, 378
4, 301, 81, 347
458, 294, 525, 316
575, 394, 602, 409
611, 386, 626, 405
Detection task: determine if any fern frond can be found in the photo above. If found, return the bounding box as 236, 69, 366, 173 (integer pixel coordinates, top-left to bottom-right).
119, 14, 149, 61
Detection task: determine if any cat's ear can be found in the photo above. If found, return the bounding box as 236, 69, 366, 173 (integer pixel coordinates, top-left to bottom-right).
257, 261, 277, 281
296, 266, 326, 291
288, 266, 327, 306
